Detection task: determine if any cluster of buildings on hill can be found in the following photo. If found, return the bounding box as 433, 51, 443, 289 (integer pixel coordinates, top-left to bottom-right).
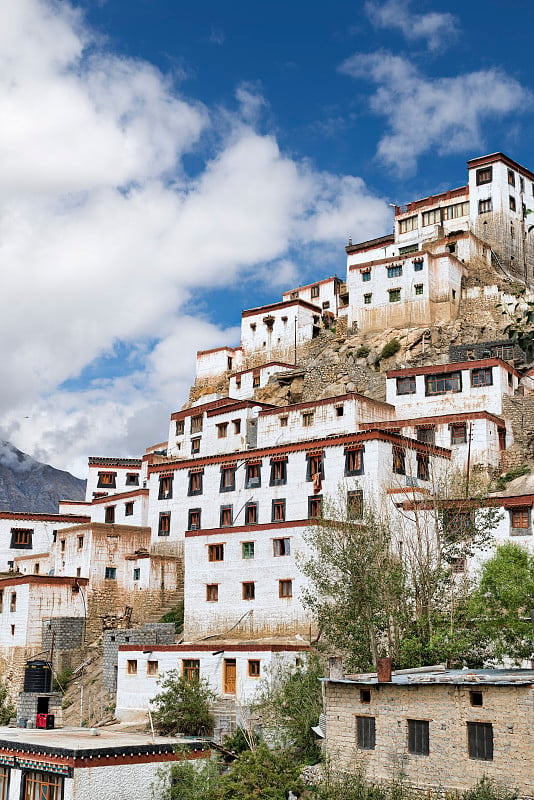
2, 153, 534, 798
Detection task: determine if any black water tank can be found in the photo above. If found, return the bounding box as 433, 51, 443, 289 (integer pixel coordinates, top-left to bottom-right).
23, 661, 52, 693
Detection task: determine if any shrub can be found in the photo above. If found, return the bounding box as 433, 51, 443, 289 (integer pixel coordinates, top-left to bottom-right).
379, 338, 401, 360
159, 601, 184, 634
459, 776, 518, 800
496, 465, 530, 490
53, 667, 74, 693
151, 671, 216, 736
356, 345, 370, 358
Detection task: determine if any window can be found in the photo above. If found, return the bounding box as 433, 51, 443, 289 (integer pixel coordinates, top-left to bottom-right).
425, 371, 461, 395
345, 447, 364, 476
97, 471, 116, 488
356, 716, 376, 750
417, 454, 430, 481
242, 581, 255, 600
442, 201, 470, 219
270, 458, 287, 486
422, 208, 441, 226
217, 422, 228, 438
60, 540, 65, 553
393, 447, 406, 475
252, 374, 260, 388
272, 499, 286, 522
387, 265, 402, 278
308, 495, 323, 519
175, 420, 184, 436
245, 502, 258, 525
273, 537, 290, 556
362, 270, 371, 282
450, 423, 467, 444
408, 719, 429, 755
220, 466, 236, 492
478, 198, 492, 214
399, 215, 417, 233
360, 688, 371, 704
10, 593, 16, 612
468, 722, 493, 761
416, 426, 435, 444
470, 691, 483, 707
248, 660, 261, 677
125, 501, 134, 516
10, 529, 33, 549
191, 415, 203, 434
508, 169, 515, 186
311, 284, 320, 298
188, 508, 201, 531
105, 567, 117, 580
126, 472, 139, 485
511, 508, 530, 529
158, 512, 171, 536
105, 506, 115, 524
158, 475, 173, 500
127, 659, 137, 675
76, 567, 81, 577
413, 258, 423, 271
33, 563, 39, 574
245, 463, 261, 489
302, 412, 314, 427
347, 489, 364, 520
279, 416, 288, 427
389, 288, 401, 303
363, 293, 372, 305
490, 344, 514, 360
183, 659, 200, 682
242, 541, 255, 559
443, 511, 473, 533
77, 535, 84, 550
133, 568, 140, 581
509, 195, 516, 212
208, 543, 224, 562
147, 661, 159, 676
396, 376, 416, 395
499, 428, 507, 450
233, 419, 241, 434
191, 438, 201, 455
471, 367, 493, 387
307, 453, 324, 484
279, 579, 293, 598
220, 505, 233, 527
476, 166, 492, 185
335, 405, 344, 417
24, 772, 63, 800
414, 283, 423, 295
188, 471, 203, 496
451, 556, 466, 574
206, 584, 218, 601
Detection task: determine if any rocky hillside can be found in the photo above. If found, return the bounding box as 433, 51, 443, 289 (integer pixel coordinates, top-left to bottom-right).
0, 441, 86, 513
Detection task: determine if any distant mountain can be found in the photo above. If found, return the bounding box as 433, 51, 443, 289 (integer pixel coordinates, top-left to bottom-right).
0, 441, 86, 513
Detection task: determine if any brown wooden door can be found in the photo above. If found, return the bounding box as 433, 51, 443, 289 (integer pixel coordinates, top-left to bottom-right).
224, 659, 237, 694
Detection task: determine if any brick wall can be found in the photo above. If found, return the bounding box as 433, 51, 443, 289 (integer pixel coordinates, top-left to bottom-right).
102, 623, 175, 693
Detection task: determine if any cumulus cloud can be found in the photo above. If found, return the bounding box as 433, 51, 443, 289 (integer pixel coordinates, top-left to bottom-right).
340, 52, 533, 175
0, 0, 391, 474
364, 0, 459, 52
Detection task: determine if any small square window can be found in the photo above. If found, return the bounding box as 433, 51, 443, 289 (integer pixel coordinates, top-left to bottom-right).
242, 581, 255, 600
208, 543, 224, 562
450, 423, 467, 444
158, 512, 171, 536
105, 567, 117, 580
147, 661, 159, 676
302, 412, 314, 427
105, 506, 115, 524
279, 416, 288, 427
217, 422, 228, 438
97, 472, 116, 488
273, 537, 290, 556
248, 660, 261, 677
127, 660, 137, 675
413, 258, 424, 271
133, 567, 140, 581
363, 293, 372, 305
414, 283, 423, 295
279, 579, 293, 598
387, 265, 402, 278
389, 288, 401, 303
191, 438, 201, 455
476, 167, 492, 185
335, 405, 344, 417
360, 688, 371, 704
470, 691, 483, 707
242, 541, 255, 559
188, 508, 201, 531
175, 420, 185, 436
206, 584, 218, 601
272, 500, 286, 522
11, 529, 33, 549
126, 472, 139, 485
478, 198, 492, 214
125, 501, 134, 516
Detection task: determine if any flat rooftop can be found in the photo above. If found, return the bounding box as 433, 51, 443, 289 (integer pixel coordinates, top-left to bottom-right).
324, 668, 534, 687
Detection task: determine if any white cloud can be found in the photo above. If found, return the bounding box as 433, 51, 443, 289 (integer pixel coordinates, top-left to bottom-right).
340, 52, 533, 175
0, 0, 391, 474
365, 0, 459, 52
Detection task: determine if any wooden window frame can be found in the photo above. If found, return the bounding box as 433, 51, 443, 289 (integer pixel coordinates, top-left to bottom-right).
387, 265, 402, 278
105, 566, 117, 580
220, 505, 233, 527
190, 415, 203, 434
158, 475, 173, 500
425, 371, 462, 396
158, 512, 171, 536
476, 167, 492, 185
206, 584, 219, 602
279, 579, 293, 598
344, 448, 363, 476
242, 581, 255, 600
220, 466, 236, 493
242, 541, 255, 559
408, 719, 429, 756
272, 499, 286, 522
183, 659, 200, 682
245, 462, 261, 489
97, 471, 116, 488
248, 660, 261, 678
273, 537, 290, 556
217, 422, 229, 438
471, 367, 493, 387
10, 528, 33, 549
468, 721, 493, 761
511, 508, 530, 530
175, 420, 185, 436
208, 543, 224, 562
147, 660, 159, 676
308, 495, 323, 519
270, 459, 287, 486
125, 501, 134, 516
127, 659, 137, 675
396, 376, 416, 395
105, 506, 115, 524
450, 423, 467, 444
356, 715, 376, 750
24, 772, 63, 800
188, 508, 201, 531
392, 447, 406, 476
245, 502, 258, 525
347, 489, 364, 520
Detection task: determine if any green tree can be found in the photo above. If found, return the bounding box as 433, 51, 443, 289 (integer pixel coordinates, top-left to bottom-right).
154, 757, 220, 800
469, 541, 534, 663
252, 650, 324, 762
216, 744, 303, 800
0, 680, 14, 725
151, 671, 217, 736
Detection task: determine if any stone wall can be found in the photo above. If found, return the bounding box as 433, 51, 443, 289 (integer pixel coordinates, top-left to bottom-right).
17, 691, 63, 728
102, 622, 175, 693
500, 395, 534, 470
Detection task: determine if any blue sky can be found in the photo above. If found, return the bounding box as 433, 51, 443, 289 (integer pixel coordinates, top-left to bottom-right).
0, 0, 533, 476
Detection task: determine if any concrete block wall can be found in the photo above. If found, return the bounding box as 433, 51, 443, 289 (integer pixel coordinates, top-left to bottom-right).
42, 618, 84, 653
102, 623, 175, 692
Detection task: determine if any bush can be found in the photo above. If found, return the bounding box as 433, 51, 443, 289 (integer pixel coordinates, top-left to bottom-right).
0, 680, 14, 725
159, 602, 184, 635
458, 777, 518, 800
217, 743, 303, 800
379, 338, 401, 360
496, 465, 530, 490
154, 757, 220, 800
356, 345, 370, 359
53, 667, 74, 693
222, 725, 258, 757
151, 671, 216, 736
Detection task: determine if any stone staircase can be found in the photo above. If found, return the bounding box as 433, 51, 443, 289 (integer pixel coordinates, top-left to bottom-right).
139, 588, 184, 626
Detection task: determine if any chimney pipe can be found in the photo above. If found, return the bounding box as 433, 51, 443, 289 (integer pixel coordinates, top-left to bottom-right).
329, 656, 343, 680
377, 657, 392, 683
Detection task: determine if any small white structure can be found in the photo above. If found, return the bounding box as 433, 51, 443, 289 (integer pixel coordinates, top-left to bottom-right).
229, 362, 295, 401
196, 346, 243, 380
115, 641, 310, 722
240, 299, 321, 365
282, 276, 344, 315
0, 512, 90, 572
386, 358, 519, 419
85, 458, 143, 502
